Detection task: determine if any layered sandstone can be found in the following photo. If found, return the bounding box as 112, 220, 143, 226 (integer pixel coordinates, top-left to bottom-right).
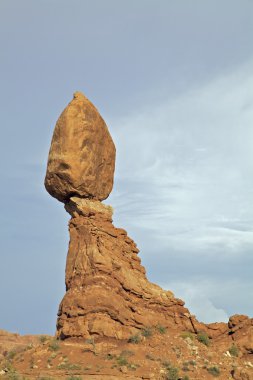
56, 197, 195, 339
44, 92, 253, 352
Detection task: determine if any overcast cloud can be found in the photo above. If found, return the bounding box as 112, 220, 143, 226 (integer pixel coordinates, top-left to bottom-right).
109, 61, 253, 322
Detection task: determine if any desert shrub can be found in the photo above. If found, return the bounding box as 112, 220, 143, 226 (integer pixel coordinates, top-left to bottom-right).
6, 374, 21, 380
162, 361, 179, 380
228, 344, 239, 357
181, 331, 194, 340
156, 324, 167, 334
85, 338, 94, 345
57, 363, 81, 370
7, 350, 17, 360
120, 350, 134, 357
39, 335, 47, 343
106, 353, 116, 360
49, 339, 60, 351
25, 343, 33, 350
128, 334, 141, 344
207, 366, 220, 377
182, 376, 190, 380
182, 362, 190, 372
141, 327, 153, 338
197, 332, 210, 346
117, 355, 128, 366
165, 366, 179, 380
146, 353, 156, 361
66, 377, 82, 380
129, 363, 138, 370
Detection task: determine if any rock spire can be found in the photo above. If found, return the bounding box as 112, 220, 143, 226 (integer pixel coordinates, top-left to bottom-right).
45, 92, 253, 355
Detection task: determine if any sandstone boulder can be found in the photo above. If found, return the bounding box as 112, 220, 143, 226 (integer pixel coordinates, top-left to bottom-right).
45, 91, 115, 202
228, 315, 253, 354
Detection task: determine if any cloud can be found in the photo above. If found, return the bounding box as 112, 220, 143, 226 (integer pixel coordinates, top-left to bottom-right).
108, 60, 253, 320
162, 280, 229, 323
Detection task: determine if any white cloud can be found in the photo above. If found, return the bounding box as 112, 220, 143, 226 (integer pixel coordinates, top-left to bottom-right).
109, 60, 253, 257
107, 60, 253, 320
162, 280, 229, 323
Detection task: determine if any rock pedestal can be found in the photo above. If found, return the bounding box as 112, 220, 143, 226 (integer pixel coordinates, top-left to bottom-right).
45, 92, 253, 349
56, 197, 194, 339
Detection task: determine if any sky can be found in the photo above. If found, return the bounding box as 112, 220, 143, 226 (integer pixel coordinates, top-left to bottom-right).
0, 0, 252, 335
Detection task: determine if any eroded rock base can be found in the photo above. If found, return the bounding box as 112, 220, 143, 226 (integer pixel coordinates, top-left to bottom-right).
57, 198, 196, 340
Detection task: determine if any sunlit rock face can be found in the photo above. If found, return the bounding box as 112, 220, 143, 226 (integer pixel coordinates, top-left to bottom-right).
45, 92, 197, 340
45, 91, 115, 202
45, 92, 253, 350
56, 196, 195, 340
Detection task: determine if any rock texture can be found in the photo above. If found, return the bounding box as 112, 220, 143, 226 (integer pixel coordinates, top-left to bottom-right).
0, 91, 252, 380
56, 197, 196, 340
44, 91, 253, 356
45, 92, 115, 202
228, 315, 253, 355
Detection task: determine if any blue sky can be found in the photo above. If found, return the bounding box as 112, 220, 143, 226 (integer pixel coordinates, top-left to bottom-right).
0, 0, 252, 334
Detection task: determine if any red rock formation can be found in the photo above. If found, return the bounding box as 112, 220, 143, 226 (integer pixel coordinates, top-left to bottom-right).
228, 315, 253, 355
45, 92, 115, 202
45, 92, 253, 351
56, 197, 195, 339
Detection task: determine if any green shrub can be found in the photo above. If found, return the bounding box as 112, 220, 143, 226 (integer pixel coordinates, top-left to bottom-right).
49, 339, 60, 351
7, 350, 17, 360
156, 324, 167, 334
182, 362, 189, 372
162, 360, 171, 369
66, 377, 82, 380
207, 366, 220, 377
25, 343, 33, 350
181, 331, 194, 340
162, 361, 179, 380
6, 374, 21, 380
117, 356, 128, 366
85, 338, 95, 345
39, 335, 47, 343
120, 350, 134, 357
141, 327, 153, 338
128, 334, 141, 344
106, 353, 116, 360
165, 366, 179, 380
57, 363, 81, 370
228, 344, 239, 357
197, 332, 210, 346
129, 363, 138, 370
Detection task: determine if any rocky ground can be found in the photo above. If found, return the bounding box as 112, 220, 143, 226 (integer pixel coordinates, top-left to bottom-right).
0, 326, 252, 380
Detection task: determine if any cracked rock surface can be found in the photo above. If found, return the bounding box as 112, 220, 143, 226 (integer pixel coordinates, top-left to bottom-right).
45, 91, 115, 202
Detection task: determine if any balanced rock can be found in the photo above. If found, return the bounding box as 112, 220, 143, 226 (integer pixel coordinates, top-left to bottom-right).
45, 92, 197, 339
45, 92, 115, 202
45, 92, 253, 345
